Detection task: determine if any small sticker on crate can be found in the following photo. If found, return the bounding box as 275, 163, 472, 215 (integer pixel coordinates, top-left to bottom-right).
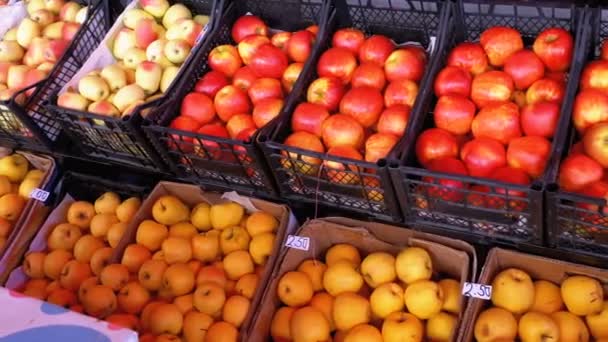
462, 282, 492, 300
285, 235, 310, 251
29, 188, 49, 202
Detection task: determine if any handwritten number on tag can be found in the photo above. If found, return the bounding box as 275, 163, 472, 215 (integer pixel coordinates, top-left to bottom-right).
462, 282, 492, 300
285, 235, 310, 251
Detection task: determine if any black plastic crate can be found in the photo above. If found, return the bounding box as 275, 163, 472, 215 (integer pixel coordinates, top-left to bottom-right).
544, 5, 608, 258
48, 0, 222, 172
143, 0, 331, 198
0, 0, 109, 153
259, 0, 449, 222
389, 0, 586, 246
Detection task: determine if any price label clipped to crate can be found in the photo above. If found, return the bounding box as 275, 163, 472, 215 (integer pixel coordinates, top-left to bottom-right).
462, 282, 492, 300
285, 235, 310, 251
29, 188, 49, 202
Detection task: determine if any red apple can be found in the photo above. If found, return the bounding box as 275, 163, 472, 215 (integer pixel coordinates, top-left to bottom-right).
291, 102, 329, 136
287, 30, 315, 63
306, 25, 319, 36
252, 98, 283, 128
520, 101, 560, 138
232, 66, 258, 91
332, 28, 365, 55
460, 137, 507, 177
237, 35, 270, 65
583, 122, 608, 168
479, 26, 523, 66
44, 39, 69, 63
434, 95, 475, 135
283, 131, 325, 174
503, 50, 545, 90
208, 44, 242, 77
231, 15, 268, 43
317, 47, 357, 84
324, 146, 363, 184
194, 71, 229, 97
470, 70, 514, 108
62, 22, 80, 41
384, 47, 425, 82
214, 85, 251, 122
471, 101, 521, 145
181, 92, 216, 125
226, 114, 256, 138
247, 77, 283, 105
358, 35, 395, 66
602, 41, 608, 61
339, 86, 384, 128
365, 133, 398, 163
533, 27, 573, 72
507, 136, 551, 178
281, 62, 303, 93
321, 114, 365, 149
384, 79, 418, 108
306, 76, 345, 111
271, 31, 292, 51
434, 66, 472, 97
415, 128, 459, 168
577, 180, 608, 215
447, 42, 488, 75
351, 62, 386, 90
168, 116, 201, 152
559, 154, 604, 192
573, 89, 608, 133
571, 141, 586, 156
526, 78, 564, 105
194, 124, 231, 160
250, 44, 288, 78
377, 105, 410, 137
423, 157, 469, 202
488, 166, 530, 210
580, 60, 608, 93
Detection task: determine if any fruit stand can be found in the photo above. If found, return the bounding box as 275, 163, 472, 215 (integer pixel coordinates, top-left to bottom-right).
3, 0, 608, 341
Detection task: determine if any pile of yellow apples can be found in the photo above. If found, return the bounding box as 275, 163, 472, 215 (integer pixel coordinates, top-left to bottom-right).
17, 192, 141, 315
58, 0, 209, 118
0, 153, 45, 250
272, 244, 461, 342
0, 0, 86, 102
474, 269, 607, 341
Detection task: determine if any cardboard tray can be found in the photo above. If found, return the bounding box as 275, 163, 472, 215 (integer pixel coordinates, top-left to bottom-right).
0, 148, 56, 263
110, 181, 298, 338
460, 248, 608, 341
247, 217, 477, 342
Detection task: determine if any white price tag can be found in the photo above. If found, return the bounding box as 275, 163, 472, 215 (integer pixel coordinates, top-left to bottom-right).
285, 235, 310, 251
29, 188, 49, 202
462, 282, 492, 300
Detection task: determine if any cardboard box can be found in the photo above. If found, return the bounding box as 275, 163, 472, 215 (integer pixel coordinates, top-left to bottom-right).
111, 181, 298, 338
0, 287, 137, 341
460, 248, 608, 341
0, 149, 56, 262
246, 217, 477, 342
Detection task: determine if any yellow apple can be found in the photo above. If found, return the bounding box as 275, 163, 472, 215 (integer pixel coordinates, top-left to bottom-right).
586, 300, 608, 339
426, 312, 457, 342
190, 202, 211, 231
116, 197, 141, 223
209, 202, 244, 230
395, 247, 432, 284
561, 275, 603, 316
382, 312, 424, 342
360, 252, 396, 288
113, 84, 145, 112
100, 64, 127, 92
123, 8, 153, 30
162, 4, 191, 28
438, 278, 461, 314
323, 260, 364, 296
404, 280, 444, 319
369, 282, 404, 319
135, 61, 162, 94
474, 307, 518, 342
518, 311, 559, 342
0, 154, 28, 182
491, 268, 534, 314
160, 65, 179, 93
552, 311, 590, 342
151, 195, 189, 225
333, 292, 371, 331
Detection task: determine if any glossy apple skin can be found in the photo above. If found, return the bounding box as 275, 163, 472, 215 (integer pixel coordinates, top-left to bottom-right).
471, 101, 521, 145
415, 128, 459, 168
358, 35, 395, 66
282, 62, 304, 93
479, 26, 524, 66
237, 35, 271, 65
306, 76, 345, 112
384, 79, 418, 108
339, 86, 384, 128
520, 101, 560, 138
231, 15, 268, 43
447, 42, 489, 75
559, 154, 604, 192
250, 44, 288, 79
351, 62, 386, 90
533, 27, 573, 72
232, 66, 258, 92
422, 157, 469, 202
180, 92, 216, 125
332, 28, 365, 55
247, 77, 283, 105
271, 31, 291, 51
384, 47, 426, 82
580, 60, 608, 93
226, 114, 256, 139
377, 104, 410, 137
213, 85, 251, 122
194, 71, 229, 98
602, 41, 608, 61
252, 98, 283, 129
525, 78, 564, 105
208, 45, 242, 78
507, 136, 551, 179
317, 47, 358, 85
291, 102, 330, 136
434, 95, 475, 135
460, 137, 507, 178
194, 124, 231, 160
503, 50, 545, 90
321, 114, 365, 150
365, 133, 399, 163
287, 30, 315, 63
470, 70, 514, 108
434, 66, 472, 97
577, 180, 608, 215
168, 116, 202, 152
324, 145, 363, 184
488, 166, 530, 210
573, 89, 608, 133
583, 122, 608, 168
